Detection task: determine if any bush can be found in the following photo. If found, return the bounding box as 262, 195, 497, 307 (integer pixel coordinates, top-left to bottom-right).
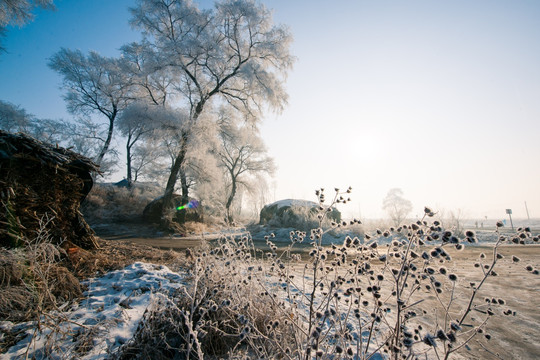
114, 236, 293, 359
81, 182, 162, 223
0, 216, 186, 356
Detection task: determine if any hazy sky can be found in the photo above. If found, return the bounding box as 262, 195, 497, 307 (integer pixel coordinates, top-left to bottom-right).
1, 0, 539, 220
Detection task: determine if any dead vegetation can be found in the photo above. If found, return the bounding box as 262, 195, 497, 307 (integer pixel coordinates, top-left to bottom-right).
81, 182, 162, 224
64, 238, 186, 279
0, 130, 100, 249
0, 222, 186, 354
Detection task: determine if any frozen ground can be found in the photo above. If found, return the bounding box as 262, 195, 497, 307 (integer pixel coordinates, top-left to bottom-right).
1, 263, 186, 359
2, 225, 539, 359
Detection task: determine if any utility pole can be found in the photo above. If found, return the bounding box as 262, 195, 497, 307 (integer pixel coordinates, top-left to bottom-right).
524, 201, 530, 220
506, 209, 514, 231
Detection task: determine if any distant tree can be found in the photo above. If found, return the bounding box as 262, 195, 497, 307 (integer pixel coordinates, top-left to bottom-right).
0, 100, 65, 144
117, 101, 164, 186
0, 100, 118, 173
445, 208, 466, 237
245, 173, 272, 221
382, 188, 413, 227
215, 117, 275, 223
48, 49, 133, 166
50, 117, 118, 174
0, 99, 32, 132
28, 117, 67, 144
0, 0, 55, 52
129, 0, 293, 223
130, 139, 166, 182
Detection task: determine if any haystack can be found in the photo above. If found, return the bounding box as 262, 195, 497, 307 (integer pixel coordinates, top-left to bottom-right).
0, 130, 100, 249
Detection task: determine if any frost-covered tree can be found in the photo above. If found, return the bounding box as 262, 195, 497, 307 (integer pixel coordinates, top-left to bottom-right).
54, 118, 119, 174
162, 113, 223, 223
382, 188, 413, 227
0, 100, 65, 144
0, 0, 54, 25
28, 118, 68, 144
0, 0, 55, 52
48, 49, 133, 166
120, 42, 185, 188
0, 99, 32, 133
121, 54, 222, 222
244, 174, 272, 220
215, 116, 275, 223
120, 42, 173, 108
117, 101, 166, 186
129, 0, 293, 222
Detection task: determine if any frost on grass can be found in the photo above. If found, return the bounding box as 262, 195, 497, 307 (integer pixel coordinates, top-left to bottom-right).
2, 262, 186, 359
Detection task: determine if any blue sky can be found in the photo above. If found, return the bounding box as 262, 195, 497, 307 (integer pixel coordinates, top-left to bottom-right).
1, 0, 539, 219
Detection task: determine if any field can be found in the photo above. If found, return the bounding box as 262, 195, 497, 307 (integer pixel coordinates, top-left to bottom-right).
97, 227, 540, 360
402, 244, 540, 359
2, 221, 539, 359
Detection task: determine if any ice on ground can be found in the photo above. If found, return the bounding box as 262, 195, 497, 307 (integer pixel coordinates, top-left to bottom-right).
2, 262, 187, 360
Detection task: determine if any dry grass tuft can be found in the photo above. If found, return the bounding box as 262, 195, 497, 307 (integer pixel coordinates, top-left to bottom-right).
0, 246, 82, 322
0, 251, 24, 287
61, 238, 185, 279
46, 264, 82, 303
112, 237, 293, 359
0, 286, 33, 321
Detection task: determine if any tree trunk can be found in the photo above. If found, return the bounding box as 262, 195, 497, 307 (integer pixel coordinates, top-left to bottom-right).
160, 130, 189, 225
160, 101, 205, 226
95, 111, 116, 166
126, 132, 133, 187
225, 173, 237, 224
176, 167, 190, 224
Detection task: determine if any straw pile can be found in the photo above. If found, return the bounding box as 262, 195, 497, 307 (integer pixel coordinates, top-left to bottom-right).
0, 130, 100, 249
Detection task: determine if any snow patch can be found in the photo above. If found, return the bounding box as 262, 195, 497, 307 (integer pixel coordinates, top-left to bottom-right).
3, 262, 186, 359
265, 199, 318, 209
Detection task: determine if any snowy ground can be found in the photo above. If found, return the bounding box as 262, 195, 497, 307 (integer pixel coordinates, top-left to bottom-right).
1, 263, 187, 359
2, 226, 538, 359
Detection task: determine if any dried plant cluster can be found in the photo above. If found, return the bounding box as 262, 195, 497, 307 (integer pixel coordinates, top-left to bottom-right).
113, 188, 537, 360
0, 216, 184, 356
0, 216, 82, 324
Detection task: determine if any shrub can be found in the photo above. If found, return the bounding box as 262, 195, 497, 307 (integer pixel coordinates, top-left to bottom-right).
81, 182, 162, 223
0, 215, 185, 356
